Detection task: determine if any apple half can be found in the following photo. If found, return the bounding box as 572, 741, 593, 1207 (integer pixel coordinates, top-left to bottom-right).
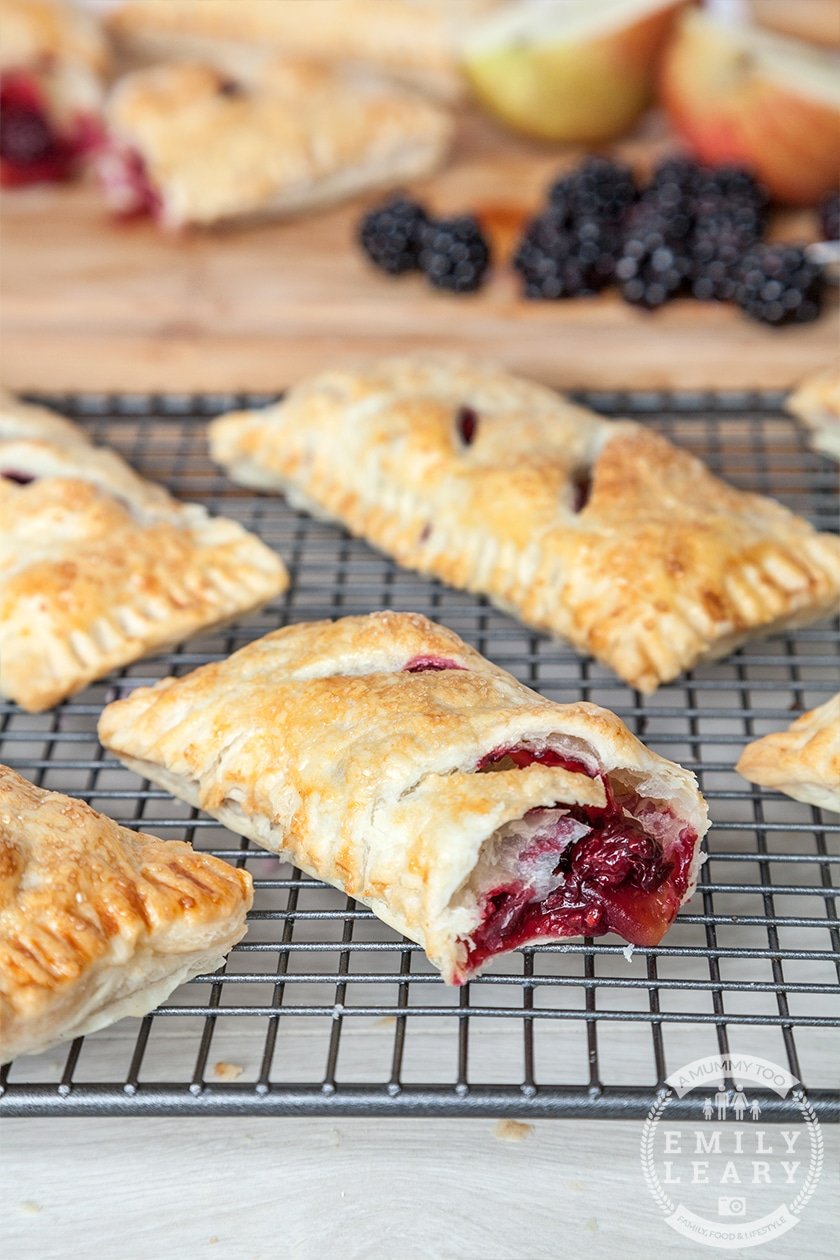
661, 9, 840, 205
460, 0, 685, 143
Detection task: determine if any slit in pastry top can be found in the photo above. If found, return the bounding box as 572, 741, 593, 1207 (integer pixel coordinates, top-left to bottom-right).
98, 611, 709, 983
208, 355, 840, 693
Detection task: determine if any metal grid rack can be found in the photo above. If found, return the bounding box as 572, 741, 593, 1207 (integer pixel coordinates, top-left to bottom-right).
1, 391, 838, 1119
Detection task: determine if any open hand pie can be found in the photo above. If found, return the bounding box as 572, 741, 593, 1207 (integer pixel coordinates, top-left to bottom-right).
0, 392, 288, 712
737, 693, 840, 813
99, 58, 452, 228
0, 764, 252, 1063
209, 356, 840, 693
98, 612, 708, 983
0, 0, 108, 186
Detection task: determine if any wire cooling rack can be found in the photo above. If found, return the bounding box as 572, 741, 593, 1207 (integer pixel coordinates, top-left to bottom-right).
1, 390, 838, 1119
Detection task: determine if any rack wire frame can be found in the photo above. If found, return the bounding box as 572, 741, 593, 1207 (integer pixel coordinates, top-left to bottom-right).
1, 390, 838, 1120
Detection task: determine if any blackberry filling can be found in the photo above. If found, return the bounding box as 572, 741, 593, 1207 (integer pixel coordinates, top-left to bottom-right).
404, 655, 465, 673
571, 467, 592, 513
0, 71, 96, 187
456, 404, 479, 446
97, 143, 162, 220
1, 73, 68, 185
1, 470, 35, 485
454, 744, 697, 978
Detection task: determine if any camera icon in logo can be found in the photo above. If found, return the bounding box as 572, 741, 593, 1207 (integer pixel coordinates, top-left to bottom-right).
718, 1196, 747, 1218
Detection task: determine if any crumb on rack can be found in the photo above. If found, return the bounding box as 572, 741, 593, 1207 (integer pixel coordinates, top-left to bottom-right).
213, 1061, 244, 1081
493, 1118, 533, 1143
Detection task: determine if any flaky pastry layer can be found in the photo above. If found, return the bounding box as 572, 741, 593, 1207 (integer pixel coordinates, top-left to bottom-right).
737, 693, 840, 813
0, 764, 252, 1062
0, 392, 288, 711
210, 356, 840, 693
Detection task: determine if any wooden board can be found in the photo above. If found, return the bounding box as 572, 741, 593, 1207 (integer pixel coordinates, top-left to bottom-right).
1, 113, 837, 392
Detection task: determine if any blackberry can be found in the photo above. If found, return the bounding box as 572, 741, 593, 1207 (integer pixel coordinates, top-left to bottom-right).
358, 196, 427, 275
513, 210, 620, 299
649, 156, 704, 201
418, 214, 490, 293
616, 202, 692, 309
549, 155, 637, 224
693, 191, 764, 243
688, 198, 763, 301
0, 102, 55, 166
819, 190, 839, 241
699, 164, 769, 218
734, 244, 824, 326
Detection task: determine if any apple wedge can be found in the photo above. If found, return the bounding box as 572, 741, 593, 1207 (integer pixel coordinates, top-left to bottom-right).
461, 0, 685, 143
661, 10, 840, 205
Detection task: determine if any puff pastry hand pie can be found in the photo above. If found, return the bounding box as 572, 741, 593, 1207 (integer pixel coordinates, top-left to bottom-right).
787, 368, 840, 462
737, 694, 840, 813
107, 0, 490, 100
0, 764, 252, 1063
209, 356, 840, 694
0, 392, 288, 712
99, 59, 452, 229
0, 0, 108, 187
98, 612, 708, 983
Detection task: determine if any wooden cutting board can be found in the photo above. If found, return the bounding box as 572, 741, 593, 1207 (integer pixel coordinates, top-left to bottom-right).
1, 112, 837, 392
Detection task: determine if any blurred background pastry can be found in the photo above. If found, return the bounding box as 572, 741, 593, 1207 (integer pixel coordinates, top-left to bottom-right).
0, 0, 109, 185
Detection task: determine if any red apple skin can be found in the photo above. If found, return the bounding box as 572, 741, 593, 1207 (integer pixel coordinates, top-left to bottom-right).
660, 16, 840, 205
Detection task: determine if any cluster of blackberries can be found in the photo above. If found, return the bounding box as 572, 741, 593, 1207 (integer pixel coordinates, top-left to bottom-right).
358, 196, 490, 293
513, 155, 824, 326
358, 158, 831, 326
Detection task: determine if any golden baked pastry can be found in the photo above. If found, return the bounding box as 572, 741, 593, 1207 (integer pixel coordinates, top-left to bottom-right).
0, 764, 252, 1062
99, 58, 452, 228
0, 0, 108, 186
737, 694, 840, 813
98, 611, 709, 983
209, 355, 840, 693
107, 0, 491, 99
787, 368, 840, 462
0, 391, 288, 712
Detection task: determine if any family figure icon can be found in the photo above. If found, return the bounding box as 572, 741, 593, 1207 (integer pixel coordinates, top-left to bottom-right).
702, 1089, 763, 1121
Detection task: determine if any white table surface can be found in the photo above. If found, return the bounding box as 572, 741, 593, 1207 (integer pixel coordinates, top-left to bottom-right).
2, 1116, 837, 1259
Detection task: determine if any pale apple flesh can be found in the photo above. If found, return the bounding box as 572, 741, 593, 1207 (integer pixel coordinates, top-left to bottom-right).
661, 13, 840, 205
463, 1, 683, 143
